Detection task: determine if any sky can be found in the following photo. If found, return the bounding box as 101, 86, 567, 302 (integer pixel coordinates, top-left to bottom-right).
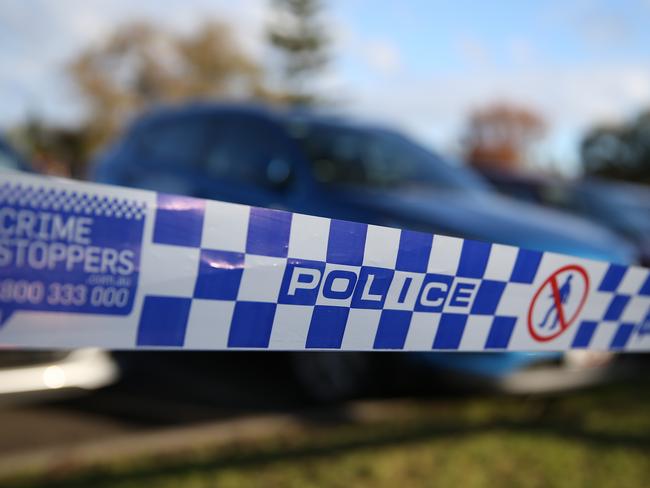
1, 0, 650, 174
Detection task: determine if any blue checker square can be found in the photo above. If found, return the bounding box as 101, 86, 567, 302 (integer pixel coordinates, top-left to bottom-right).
510, 249, 542, 284
278, 259, 325, 305
228, 302, 277, 348
194, 249, 244, 300
373, 309, 412, 349
471, 280, 506, 315
457, 240, 491, 279
484, 316, 516, 349
351, 266, 395, 309
137, 296, 192, 347
598, 264, 627, 292
640, 274, 650, 296
246, 207, 292, 257
571, 321, 598, 349
396, 230, 432, 273
326, 219, 368, 266
306, 306, 349, 349
610, 323, 635, 350
603, 295, 630, 321
433, 313, 468, 350
153, 193, 205, 247
414, 274, 454, 313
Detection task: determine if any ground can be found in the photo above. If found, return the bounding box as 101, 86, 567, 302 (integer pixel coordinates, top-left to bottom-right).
4, 374, 650, 488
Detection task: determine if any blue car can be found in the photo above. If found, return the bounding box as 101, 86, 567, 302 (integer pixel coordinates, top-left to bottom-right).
93, 103, 636, 400
481, 170, 650, 267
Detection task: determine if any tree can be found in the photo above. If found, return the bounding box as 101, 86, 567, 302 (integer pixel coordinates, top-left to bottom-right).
69, 21, 267, 154
267, 0, 329, 106
462, 102, 546, 172
14, 116, 91, 177
581, 110, 650, 183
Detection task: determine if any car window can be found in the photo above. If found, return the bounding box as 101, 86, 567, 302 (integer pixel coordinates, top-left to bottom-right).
292, 123, 487, 192
203, 117, 293, 190
138, 116, 208, 168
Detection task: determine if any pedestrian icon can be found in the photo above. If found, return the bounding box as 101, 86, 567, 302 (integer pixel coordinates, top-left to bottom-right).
539, 274, 573, 330
528, 265, 589, 342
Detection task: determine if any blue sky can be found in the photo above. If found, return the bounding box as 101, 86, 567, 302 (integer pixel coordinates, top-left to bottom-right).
1, 0, 649, 173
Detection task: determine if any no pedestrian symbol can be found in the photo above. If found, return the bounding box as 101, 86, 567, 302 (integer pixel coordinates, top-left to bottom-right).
528, 265, 590, 342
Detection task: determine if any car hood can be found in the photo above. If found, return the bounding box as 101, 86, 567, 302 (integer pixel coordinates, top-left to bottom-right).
338, 187, 636, 265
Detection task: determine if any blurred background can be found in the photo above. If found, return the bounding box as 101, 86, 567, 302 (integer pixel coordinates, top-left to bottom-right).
1, 0, 650, 183
1, 1, 649, 487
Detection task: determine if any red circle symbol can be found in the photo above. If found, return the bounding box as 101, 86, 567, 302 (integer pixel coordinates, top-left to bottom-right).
527, 264, 590, 342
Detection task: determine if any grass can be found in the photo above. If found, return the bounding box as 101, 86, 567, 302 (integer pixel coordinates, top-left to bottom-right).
6, 377, 650, 488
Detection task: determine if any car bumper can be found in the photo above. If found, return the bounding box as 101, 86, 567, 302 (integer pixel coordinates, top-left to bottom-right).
0, 349, 118, 403
491, 351, 618, 393
411, 351, 620, 394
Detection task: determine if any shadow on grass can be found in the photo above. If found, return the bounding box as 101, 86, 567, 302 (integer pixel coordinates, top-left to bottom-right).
10, 400, 650, 488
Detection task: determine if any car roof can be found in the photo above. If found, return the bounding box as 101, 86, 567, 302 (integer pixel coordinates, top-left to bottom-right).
131, 101, 390, 135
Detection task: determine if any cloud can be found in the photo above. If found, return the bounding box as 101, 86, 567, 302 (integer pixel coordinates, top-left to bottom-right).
508, 38, 535, 66
361, 39, 402, 75
0, 0, 268, 127
342, 62, 650, 171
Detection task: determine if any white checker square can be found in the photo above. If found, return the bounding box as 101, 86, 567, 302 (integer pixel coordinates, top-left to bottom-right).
201, 200, 250, 252
459, 315, 493, 350
617, 267, 649, 295
237, 255, 287, 302
362, 225, 400, 268
585, 259, 617, 290
621, 296, 650, 323
428, 234, 462, 274
287, 213, 330, 261
184, 300, 234, 349
316, 263, 359, 307
508, 315, 576, 352
581, 292, 614, 321
140, 243, 200, 297
341, 309, 382, 349
404, 312, 440, 351
495, 282, 533, 317
384, 272, 425, 310
626, 324, 650, 351
589, 321, 619, 350
531, 252, 566, 286
268, 304, 314, 349
483, 244, 518, 281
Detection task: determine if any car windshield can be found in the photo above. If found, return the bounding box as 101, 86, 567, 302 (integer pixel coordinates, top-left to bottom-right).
291, 122, 488, 192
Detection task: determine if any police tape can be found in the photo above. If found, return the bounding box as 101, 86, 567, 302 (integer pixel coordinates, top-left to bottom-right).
0, 172, 649, 352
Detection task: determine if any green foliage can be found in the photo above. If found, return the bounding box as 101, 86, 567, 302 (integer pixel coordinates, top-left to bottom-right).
69, 21, 268, 153
267, 0, 330, 106
581, 110, 650, 183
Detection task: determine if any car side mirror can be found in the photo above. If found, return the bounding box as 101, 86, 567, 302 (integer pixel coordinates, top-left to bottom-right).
266, 158, 292, 190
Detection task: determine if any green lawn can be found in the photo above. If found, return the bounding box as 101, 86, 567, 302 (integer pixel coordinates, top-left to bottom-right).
7, 377, 650, 488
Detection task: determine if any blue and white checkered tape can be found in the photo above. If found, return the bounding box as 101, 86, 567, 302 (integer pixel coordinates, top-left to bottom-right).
0, 172, 649, 352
